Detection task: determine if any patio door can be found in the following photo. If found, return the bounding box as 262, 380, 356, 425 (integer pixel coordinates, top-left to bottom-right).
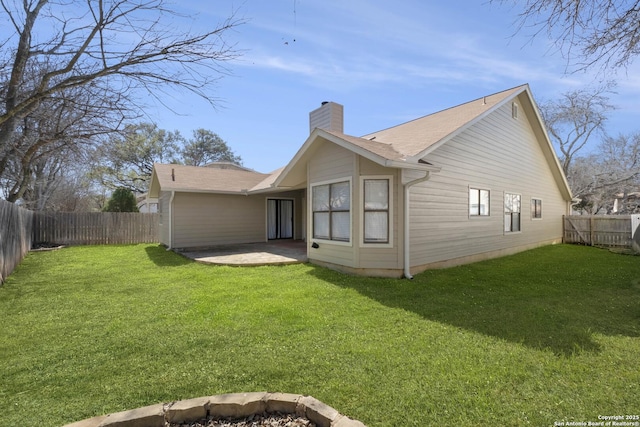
267, 199, 294, 240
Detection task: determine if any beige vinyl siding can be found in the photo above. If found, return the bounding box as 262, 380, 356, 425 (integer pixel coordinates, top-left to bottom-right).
410, 94, 567, 267
307, 140, 356, 268
158, 191, 172, 246
357, 157, 402, 270
172, 192, 265, 248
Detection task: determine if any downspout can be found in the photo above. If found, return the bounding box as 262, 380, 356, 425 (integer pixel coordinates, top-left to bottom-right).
403, 172, 431, 279
167, 190, 175, 250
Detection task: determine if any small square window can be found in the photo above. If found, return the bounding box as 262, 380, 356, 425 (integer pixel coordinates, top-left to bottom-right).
470, 188, 490, 216
531, 198, 542, 219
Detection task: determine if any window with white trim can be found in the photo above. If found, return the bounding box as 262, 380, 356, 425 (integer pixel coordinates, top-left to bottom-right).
469, 188, 490, 216
363, 179, 389, 243
312, 180, 350, 242
504, 193, 521, 232
531, 198, 542, 219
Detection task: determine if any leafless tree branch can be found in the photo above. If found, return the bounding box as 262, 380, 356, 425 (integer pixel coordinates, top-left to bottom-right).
492, 0, 640, 72
1, 0, 243, 203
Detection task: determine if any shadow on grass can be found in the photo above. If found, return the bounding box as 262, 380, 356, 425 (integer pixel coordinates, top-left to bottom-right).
308, 246, 640, 356
145, 245, 192, 267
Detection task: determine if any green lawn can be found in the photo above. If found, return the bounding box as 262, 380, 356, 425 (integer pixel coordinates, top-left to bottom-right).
1, 244, 639, 427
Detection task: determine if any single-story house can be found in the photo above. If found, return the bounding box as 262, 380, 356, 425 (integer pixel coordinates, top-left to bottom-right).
136, 193, 158, 213
149, 84, 573, 278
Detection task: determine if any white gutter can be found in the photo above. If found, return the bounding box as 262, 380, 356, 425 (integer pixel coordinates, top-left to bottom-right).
167, 191, 175, 250
403, 171, 431, 279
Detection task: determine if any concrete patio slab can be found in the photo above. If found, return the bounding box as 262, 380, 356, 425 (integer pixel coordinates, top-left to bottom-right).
179, 241, 307, 266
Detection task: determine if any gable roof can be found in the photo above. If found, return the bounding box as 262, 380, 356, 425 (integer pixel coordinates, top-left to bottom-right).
148, 163, 270, 197
362, 84, 526, 160
274, 85, 529, 189
150, 84, 571, 201
274, 127, 442, 188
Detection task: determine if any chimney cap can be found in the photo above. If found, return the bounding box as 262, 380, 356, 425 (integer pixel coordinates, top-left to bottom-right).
321, 101, 329, 105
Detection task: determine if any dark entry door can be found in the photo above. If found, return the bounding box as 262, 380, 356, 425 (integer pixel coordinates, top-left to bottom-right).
267, 199, 293, 239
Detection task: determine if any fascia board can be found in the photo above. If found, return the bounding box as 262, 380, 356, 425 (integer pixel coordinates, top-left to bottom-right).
522, 88, 573, 200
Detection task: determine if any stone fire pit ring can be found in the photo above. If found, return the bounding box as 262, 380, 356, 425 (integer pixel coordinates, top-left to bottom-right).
63, 392, 367, 427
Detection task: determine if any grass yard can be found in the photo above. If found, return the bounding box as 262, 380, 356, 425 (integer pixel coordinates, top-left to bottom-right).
0, 244, 639, 427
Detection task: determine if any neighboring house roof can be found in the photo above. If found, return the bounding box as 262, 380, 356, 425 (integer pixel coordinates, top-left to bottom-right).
148, 163, 270, 197
203, 162, 257, 172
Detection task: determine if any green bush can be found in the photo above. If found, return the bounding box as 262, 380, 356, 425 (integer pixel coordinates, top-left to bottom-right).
103, 188, 139, 212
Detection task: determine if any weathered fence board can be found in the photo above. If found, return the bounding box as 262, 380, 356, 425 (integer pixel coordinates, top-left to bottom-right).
32, 212, 159, 245
0, 200, 33, 283
564, 215, 639, 250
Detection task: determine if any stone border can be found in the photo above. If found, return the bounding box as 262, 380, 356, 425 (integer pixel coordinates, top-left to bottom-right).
62, 392, 367, 427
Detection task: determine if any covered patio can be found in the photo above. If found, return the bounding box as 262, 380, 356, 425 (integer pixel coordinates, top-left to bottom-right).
179, 240, 307, 266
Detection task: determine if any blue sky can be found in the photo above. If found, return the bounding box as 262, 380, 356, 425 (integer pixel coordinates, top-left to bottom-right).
153, 0, 640, 173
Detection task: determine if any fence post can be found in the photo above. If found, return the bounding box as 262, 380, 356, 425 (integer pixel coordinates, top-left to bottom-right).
0, 200, 33, 284
632, 215, 640, 253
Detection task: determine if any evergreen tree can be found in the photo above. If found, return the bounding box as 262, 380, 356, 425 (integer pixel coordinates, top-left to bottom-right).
103, 188, 139, 212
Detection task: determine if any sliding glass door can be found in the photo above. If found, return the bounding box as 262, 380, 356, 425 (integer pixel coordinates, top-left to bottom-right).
267, 199, 294, 240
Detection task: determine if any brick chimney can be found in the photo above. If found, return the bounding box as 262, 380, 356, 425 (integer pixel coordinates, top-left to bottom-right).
309, 101, 343, 134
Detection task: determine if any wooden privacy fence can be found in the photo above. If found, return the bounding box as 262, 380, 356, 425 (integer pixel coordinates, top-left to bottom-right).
32, 212, 159, 245
0, 200, 33, 283
1, 206, 159, 283
564, 215, 640, 251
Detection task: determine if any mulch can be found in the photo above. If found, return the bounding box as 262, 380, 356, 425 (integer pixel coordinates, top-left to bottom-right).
167, 413, 316, 427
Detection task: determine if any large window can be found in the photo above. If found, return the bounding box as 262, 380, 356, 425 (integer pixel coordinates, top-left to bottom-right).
363, 179, 389, 243
531, 198, 542, 219
469, 188, 490, 216
312, 180, 350, 242
504, 193, 521, 232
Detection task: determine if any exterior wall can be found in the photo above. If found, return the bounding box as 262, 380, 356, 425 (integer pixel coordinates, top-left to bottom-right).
172, 192, 266, 248
356, 157, 402, 271
409, 95, 567, 272
307, 140, 357, 268
158, 191, 172, 246
159, 190, 305, 249
305, 142, 404, 275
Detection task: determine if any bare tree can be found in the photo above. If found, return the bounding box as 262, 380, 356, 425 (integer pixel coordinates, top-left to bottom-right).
493, 0, 640, 71
539, 84, 615, 175
1, 0, 241, 202
19, 149, 99, 212
568, 133, 640, 214
595, 133, 640, 213
1, 62, 122, 202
